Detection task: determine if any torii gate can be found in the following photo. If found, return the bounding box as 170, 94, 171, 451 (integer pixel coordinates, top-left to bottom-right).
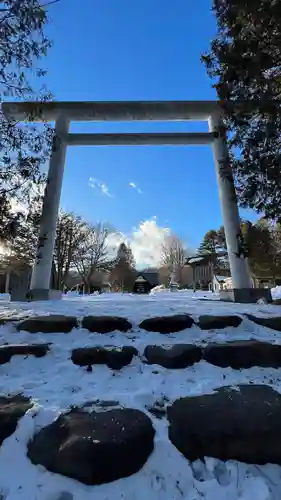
2, 101, 259, 302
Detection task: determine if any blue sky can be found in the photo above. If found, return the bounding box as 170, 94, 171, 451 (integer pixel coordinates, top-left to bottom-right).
43, 0, 255, 266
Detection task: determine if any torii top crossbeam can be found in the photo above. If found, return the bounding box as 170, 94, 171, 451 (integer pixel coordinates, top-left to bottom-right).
2, 100, 219, 122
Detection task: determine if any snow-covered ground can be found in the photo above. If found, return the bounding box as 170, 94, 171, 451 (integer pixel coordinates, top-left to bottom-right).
0, 290, 281, 499
271, 285, 281, 301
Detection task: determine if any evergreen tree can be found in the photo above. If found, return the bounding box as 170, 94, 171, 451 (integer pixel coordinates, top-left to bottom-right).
245, 220, 281, 284
198, 230, 218, 254
200, 219, 281, 282
111, 243, 136, 291
1, 202, 41, 272
202, 0, 281, 219
116, 242, 136, 268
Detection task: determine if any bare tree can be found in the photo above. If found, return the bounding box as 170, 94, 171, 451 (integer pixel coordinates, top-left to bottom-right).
72, 223, 111, 293
53, 212, 87, 290
160, 235, 187, 285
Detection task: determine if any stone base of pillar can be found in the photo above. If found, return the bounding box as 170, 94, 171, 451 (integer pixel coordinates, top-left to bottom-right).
29, 289, 62, 301
219, 288, 272, 304
11, 289, 62, 302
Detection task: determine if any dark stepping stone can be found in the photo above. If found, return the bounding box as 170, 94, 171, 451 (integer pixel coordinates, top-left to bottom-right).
139, 314, 194, 333
203, 340, 281, 369
17, 315, 78, 333
0, 395, 32, 446
82, 316, 132, 333
168, 385, 281, 465
144, 344, 202, 368
198, 315, 242, 330
273, 299, 281, 306
82, 400, 120, 409
71, 346, 138, 370
246, 315, 281, 332
0, 316, 29, 326
27, 407, 155, 485
0, 344, 49, 365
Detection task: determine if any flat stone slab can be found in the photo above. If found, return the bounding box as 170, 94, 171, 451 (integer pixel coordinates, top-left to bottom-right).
219, 288, 272, 303
82, 316, 132, 333
0, 344, 49, 364
0, 316, 29, 326
198, 315, 242, 330
27, 407, 155, 485
17, 315, 78, 333
139, 314, 194, 333
273, 299, 281, 306
71, 346, 138, 370
0, 395, 32, 446
203, 340, 281, 369
144, 344, 202, 368
246, 315, 281, 332
168, 385, 281, 464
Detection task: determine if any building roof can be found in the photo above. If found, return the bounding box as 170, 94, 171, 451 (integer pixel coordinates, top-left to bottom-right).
137, 271, 159, 287
186, 255, 214, 266
135, 276, 147, 283
188, 257, 205, 264
214, 275, 229, 282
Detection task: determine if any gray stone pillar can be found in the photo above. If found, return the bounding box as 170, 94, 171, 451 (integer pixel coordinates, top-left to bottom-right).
208, 111, 252, 290
30, 115, 69, 296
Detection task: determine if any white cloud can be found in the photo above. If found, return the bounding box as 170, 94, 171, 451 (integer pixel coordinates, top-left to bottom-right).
99, 182, 113, 197
89, 177, 113, 198
129, 181, 142, 194
106, 216, 171, 268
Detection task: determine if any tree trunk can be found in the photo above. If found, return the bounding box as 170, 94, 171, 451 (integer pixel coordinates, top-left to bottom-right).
5, 269, 10, 293
83, 279, 91, 294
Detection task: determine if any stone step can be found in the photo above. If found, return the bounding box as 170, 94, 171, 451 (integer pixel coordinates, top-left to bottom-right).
0, 395, 32, 446
0, 344, 49, 365
198, 315, 242, 330
27, 407, 155, 485
246, 314, 281, 332
144, 344, 202, 368
203, 340, 281, 369
1, 386, 281, 486
14, 313, 259, 334
167, 385, 281, 465
71, 346, 138, 370
2, 340, 281, 370
17, 315, 78, 333
139, 314, 194, 333
144, 340, 281, 370
1, 387, 281, 485
82, 316, 132, 333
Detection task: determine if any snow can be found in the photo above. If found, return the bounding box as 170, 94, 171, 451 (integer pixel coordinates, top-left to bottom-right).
0, 293, 10, 301
149, 284, 166, 294
214, 275, 229, 282
0, 291, 281, 499
271, 285, 281, 301
188, 257, 204, 264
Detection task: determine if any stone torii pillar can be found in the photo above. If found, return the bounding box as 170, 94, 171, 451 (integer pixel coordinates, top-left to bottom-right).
208, 111, 254, 301
29, 115, 69, 300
